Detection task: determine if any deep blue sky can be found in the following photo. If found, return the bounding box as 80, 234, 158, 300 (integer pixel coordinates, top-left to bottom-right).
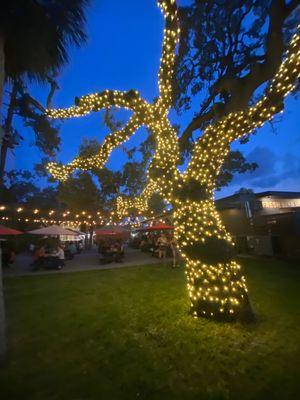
8, 0, 300, 198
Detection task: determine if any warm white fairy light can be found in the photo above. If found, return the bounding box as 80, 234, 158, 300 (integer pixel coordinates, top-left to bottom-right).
46, 0, 300, 321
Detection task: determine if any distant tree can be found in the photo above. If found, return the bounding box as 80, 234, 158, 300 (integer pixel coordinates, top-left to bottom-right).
0, 0, 90, 187
58, 171, 102, 248
0, 80, 61, 189
0, 0, 89, 106
58, 172, 102, 214
216, 152, 257, 189
235, 188, 255, 195
1, 170, 39, 203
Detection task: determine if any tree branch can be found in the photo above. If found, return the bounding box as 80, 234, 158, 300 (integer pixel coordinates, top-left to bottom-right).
47, 113, 143, 180
180, 0, 300, 144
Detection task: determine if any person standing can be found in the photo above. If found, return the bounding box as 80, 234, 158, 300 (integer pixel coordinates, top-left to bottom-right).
169, 236, 179, 268
156, 233, 168, 261
67, 242, 77, 259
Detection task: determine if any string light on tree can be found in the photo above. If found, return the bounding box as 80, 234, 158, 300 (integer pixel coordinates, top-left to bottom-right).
46, 0, 300, 322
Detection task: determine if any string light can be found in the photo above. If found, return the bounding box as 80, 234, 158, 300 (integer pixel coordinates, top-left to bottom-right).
0, 203, 147, 227
46, 0, 300, 321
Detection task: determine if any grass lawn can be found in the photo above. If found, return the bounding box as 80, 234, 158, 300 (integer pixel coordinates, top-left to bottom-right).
1, 258, 300, 400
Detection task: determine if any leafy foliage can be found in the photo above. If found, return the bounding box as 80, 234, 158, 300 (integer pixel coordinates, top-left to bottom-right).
14, 81, 60, 156
175, 0, 300, 144
1, 170, 39, 203
1, 169, 59, 208
1, 0, 90, 81
58, 171, 102, 213
216, 151, 257, 189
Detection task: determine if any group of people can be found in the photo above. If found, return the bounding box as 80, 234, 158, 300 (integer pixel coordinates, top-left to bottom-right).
139, 232, 179, 268
31, 244, 65, 270
31, 241, 84, 271
98, 239, 124, 264
64, 241, 83, 259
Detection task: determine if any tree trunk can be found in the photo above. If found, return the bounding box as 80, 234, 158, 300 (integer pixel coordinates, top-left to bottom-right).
0, 34, 4, 110
0, 80, 18, 190
0, 247, 7, 361
173, 195, 255, 322
0, 35, 7, 361
0, 145, 8, 195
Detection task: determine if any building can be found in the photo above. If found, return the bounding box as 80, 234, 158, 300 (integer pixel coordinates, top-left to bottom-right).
216, 191, 300, 258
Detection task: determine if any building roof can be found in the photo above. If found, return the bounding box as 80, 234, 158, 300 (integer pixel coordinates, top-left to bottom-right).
216, 190, 300, 203
254, 191, 300, 199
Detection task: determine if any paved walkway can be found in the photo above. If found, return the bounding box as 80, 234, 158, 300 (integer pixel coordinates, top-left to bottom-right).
3, 247, 170, 278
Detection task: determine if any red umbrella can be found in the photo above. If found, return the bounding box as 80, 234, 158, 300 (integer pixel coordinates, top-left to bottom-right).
137, 222, 174, 232
95, 226, 130, 240
0, 225, 23, 235
95, 230, 119, 236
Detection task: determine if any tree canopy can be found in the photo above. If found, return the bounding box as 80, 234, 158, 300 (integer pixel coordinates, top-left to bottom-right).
175, 0, 300, 146
1, 0, 89, 81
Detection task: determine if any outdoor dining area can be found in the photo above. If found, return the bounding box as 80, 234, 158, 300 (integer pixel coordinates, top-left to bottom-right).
129, 222, 175, 257
0, 224, 85, 272
0, 220, 177, 275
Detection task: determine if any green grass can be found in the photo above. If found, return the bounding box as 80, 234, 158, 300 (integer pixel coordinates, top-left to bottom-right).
1, 258, 300, 400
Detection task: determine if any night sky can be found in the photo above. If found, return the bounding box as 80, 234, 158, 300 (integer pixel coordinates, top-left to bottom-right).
8, 0, 300, 198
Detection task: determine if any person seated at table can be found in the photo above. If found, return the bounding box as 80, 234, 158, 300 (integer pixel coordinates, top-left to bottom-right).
68, 242, 77, 255
99, 241, 113, 264
99, 240, 124, 264
109, 241, 124, 263
76, 241, 84, 254
50, 245, 65, 269
31, 246, 46, 270
65, 241, 76, 260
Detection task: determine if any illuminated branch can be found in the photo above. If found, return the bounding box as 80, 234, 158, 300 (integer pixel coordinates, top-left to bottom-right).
48, 114, 143, 180
186, 29, 300, 189
46, 89, 148, 119
46, 0, 181, 194
116, 180, 158, 218
157, 0, 180, 110
180, 0, 300, 145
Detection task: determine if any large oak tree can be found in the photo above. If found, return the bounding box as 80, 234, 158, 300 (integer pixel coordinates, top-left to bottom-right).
45, 0, 300, 322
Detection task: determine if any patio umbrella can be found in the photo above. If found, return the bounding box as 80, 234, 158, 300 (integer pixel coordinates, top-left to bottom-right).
27, 225, 78, 236
95, 226, 130, 239
136, 222, 174, 232
65, 227, 86, 235
0, 225, 23, 235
